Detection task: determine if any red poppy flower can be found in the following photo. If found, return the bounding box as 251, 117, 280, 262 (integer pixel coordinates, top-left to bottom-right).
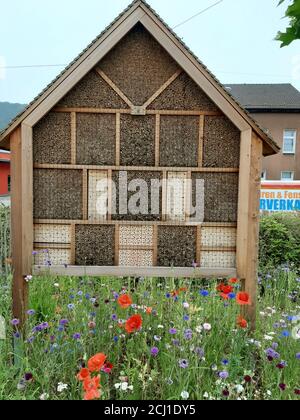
77, 368, 90, 382
216, 283, 225, 292
236, 292, 251, 306
84, 388, 101, 401
146, 307, 153, 314
237, 316, 248, 329
220, 293, 230, 300
88, 353, 107, 372
117, 294, 133, 309
229, 278, 239, 284
221, 285, 234, 295
125, 314, 143, 333
83, 376, 100, 392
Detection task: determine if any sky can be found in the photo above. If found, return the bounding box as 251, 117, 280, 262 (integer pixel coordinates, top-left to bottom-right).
1, 0, 300, 104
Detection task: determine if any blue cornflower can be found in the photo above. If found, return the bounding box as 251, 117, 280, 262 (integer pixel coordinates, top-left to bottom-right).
296, 353, 300, 360
169, 328, 177, 335
77, 291, 83, 296
73, 333, 81, 340
184, 329, 193, 340
219, 371, 229, 380
282, 330, 290, 338
27, 310, 35, 316
228, 293, 236, 299
166, 293, 171, 299
222, 359, 229, 366
68, 304, 75, 310
112, 314, 118, 321
85, 293, 91, 300
113, 336, 119, 342
69, 294, 75, 300
183, 315, 190, 321
179, 359, 189, 369
59, 319, 69, 326
200, 290, 209, 297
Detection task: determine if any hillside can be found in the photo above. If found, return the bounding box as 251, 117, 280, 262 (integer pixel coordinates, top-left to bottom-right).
0, 102, 26, 131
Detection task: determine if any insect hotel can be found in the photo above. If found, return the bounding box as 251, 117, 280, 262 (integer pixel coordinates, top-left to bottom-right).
0, 0, 279, 326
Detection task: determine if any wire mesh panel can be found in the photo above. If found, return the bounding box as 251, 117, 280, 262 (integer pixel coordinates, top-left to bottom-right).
201, 227, 237, 249
119, 249, 153, 267
88, 171, 108, 221
34, 248, 72, 266
118, 226, 154, 267
119, 226, 153, 246
200, 251, 236, 269
34, 224, 71, 244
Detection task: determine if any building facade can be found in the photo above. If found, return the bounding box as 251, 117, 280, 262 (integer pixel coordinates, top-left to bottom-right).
227, 84, 300, 181
0, 150, 10, 196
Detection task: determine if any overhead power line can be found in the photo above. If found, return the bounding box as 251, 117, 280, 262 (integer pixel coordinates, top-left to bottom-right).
0, 1, 226, 70
172, 0, 224, 29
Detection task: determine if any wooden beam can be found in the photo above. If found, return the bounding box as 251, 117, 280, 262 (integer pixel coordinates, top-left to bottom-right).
153, 225, 158, 266
10, 127, 29, 327
71, 224, 76, 265
143, 69, 182, 108
21, 123, 33, 276
53, 107, 222, 117
236, 130, 252, 280
244, 133, 263, 330
34, 219, 237, 228
33, 163, 239, 173
71, 112, 77, 165
33, 265, 237, 279
196, 225, 201, 266
162, 170, 167, 222
155, 114, 160, 166
55, 107, 131, 114
82, 169, 88, 220
115, 224, 120, 266
96, 68, 134, 109
107, 169, 113, 221
185, 171, 192, 222
116, 113, 121, 166
198, 115, 205, 167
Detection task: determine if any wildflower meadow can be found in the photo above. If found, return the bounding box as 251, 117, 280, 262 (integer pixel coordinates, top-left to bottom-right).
0, 206, 299, 401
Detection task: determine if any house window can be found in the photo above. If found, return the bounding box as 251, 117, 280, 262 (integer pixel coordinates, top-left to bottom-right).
283, 130, 296, 154
281, 171, 294, 181
261, 170, 267, 181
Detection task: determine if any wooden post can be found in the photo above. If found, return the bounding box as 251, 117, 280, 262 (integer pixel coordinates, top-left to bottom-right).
10, 128, 29, 327
245, 133, 262, 329
236, 129, 262, 329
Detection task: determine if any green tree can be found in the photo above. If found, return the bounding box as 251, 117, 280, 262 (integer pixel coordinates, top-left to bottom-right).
276, 0, 300, 47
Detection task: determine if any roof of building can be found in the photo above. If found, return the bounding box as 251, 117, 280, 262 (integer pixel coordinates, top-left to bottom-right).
225, 84, 300, 111
0, 0, 279, 155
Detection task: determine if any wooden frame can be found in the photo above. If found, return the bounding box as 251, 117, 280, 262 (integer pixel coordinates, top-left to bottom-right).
3, 0, 278, 329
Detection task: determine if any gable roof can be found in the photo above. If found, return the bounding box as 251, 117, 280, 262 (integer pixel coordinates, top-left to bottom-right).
0, 0, 279, 155
226, 84, 300, 112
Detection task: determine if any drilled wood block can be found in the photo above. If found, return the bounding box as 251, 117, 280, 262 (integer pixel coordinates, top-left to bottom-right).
119, 226, 154, 246
34, 248, 71, 266
201, 227, 237, 248
34, 224, 71, 244
88, 171, 108, 221
119, 249, 153, 267
200, 251, 236, 269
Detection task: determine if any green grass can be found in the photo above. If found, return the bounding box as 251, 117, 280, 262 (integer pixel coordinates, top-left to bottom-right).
0, 271, 299, 401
